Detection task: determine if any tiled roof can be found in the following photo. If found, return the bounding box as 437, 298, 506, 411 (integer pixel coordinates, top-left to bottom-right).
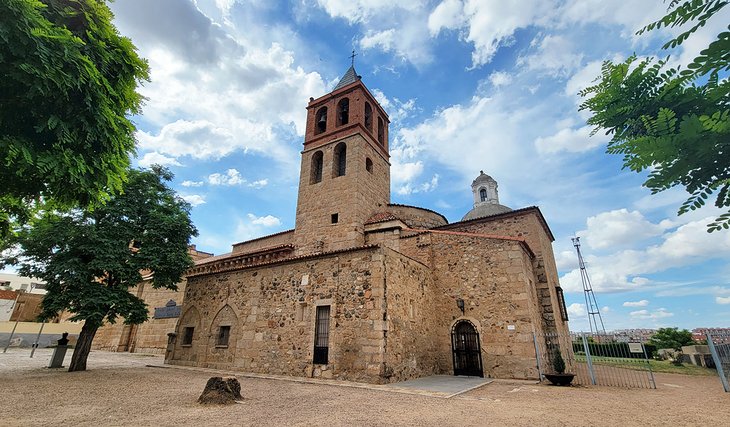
401, 228, 536, 259
364, 211, 399, 225
333, 65, 359, 91
435, 206, 555, 241
188, 244, 380, 278
0, 289, 17, 300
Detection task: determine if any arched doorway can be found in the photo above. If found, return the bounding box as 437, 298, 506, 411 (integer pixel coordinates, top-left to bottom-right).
451, 320, 483, 377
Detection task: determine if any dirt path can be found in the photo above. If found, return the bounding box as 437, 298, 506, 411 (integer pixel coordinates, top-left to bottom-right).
0, 349, 726, 426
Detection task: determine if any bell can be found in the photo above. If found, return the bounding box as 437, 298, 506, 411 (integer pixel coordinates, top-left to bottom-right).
318, 115, 326, 125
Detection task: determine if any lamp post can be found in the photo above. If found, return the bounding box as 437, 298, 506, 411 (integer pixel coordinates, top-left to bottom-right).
456, 298, 465, 315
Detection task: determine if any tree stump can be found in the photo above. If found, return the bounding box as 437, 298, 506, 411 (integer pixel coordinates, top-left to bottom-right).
198, 376, 243, 405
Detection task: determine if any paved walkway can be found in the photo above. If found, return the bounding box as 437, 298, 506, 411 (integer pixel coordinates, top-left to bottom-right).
384, 375, 492, 397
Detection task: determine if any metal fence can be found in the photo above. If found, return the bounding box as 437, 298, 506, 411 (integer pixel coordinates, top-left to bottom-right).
707, 332, 730, 392
534, 332, 656, 389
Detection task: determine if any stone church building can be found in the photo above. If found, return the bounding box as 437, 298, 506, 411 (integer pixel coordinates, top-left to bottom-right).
107, 65, 573, 383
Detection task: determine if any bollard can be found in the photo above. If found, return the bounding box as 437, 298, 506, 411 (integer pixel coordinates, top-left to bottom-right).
48, 332, 70, 369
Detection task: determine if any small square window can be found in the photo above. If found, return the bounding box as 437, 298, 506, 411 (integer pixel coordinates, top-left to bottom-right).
182, 327, 194, 346
331, 213, 339, 224
217, 325, 231, 347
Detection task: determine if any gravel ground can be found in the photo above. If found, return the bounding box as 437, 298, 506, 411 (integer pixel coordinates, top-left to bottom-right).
0, 349, 726, 426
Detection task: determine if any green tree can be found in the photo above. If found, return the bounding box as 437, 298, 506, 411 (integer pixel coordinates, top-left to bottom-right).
579, 0, 730, 232
7, 167, 197, 372
0, 0, 149, 244
648, 327, 695, 350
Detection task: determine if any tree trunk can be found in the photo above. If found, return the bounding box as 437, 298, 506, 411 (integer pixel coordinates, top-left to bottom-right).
68, 320, 100, 372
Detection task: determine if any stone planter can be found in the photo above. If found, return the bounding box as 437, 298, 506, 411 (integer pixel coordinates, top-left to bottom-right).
544, 373, 575, 386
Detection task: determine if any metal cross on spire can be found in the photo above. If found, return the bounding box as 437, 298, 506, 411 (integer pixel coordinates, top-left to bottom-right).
349, 49, 357, 66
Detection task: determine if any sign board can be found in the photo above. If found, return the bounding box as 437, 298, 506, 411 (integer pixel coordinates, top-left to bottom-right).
154, 300, 181, 319
628, 342, 644, 353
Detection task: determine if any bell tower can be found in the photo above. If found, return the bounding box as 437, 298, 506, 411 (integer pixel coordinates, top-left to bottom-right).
293, 64, 391, 255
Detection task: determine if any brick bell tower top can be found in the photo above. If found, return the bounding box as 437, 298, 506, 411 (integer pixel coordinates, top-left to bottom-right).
303, 64, 390, 158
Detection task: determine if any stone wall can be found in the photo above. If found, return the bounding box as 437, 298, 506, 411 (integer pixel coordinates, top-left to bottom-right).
380, 248, 448, 382
294, 133, 390, 255
231, 230, 294, 254
168, 247, 391, 383
438, 210, 571, 345
400, 232, 543, 379
93, 280, 185, 354
387, 204, 448, 229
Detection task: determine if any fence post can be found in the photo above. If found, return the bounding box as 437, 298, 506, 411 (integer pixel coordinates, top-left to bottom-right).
533, 333, 544, 381
641, 343, 656, 389
581, 333, 597, 385
707, 332, 730, 393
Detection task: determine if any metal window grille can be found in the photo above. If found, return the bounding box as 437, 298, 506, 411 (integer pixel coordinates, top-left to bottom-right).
182, 327, 194, 345
556, 287, 569, 321
217, 325, 230, 346
313, 305, 330, 364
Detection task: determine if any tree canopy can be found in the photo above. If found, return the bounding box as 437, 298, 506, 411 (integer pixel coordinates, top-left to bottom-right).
0, 0, 149, 243
579, 0, 729, 232
648, 327, 695, 350
8, 167, 197, 371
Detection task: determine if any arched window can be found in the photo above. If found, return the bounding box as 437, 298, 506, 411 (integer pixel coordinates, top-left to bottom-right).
310, 151, 323, 184
333, 142, 346, 177
315, 107, 328, 134
479, 188, 487, 202
364, 102, 373, 131
337, 98, 349, 126
377, 117, 384, 145
365, 157, 373, 173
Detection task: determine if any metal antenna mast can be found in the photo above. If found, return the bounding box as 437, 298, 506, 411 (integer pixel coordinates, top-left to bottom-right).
571, 236, 606, 336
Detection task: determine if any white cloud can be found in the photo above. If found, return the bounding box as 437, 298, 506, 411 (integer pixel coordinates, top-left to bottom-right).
535, 125, 606, 154
316, 0, 422, 24
397, 174, 439, 196
248, 179, 268, 189
716, 296, 730, 305
391, 160, 424, 185
111, 2, 327, 170
247, 213, 281, 227
630, 308, 673, 320
360, 29, 396, 52
560, 215, 730, 293
317, 0, 432, 65
137, 151, 182, 168
370, 89, 417, 124
208, 169, 245, 186
518, 34, 583, 77
181, 194, 206, 207
623, 300, 649, 307
488, 71, 512, 87
181, 180, 203, 187
567, 303, 586, 318
428, 0, 555, 68
427, 0, 465, 34
580, 209, 665, 250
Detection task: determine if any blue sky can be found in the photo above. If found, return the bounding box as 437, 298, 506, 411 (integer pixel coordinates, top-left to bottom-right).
85, 1, 730, 331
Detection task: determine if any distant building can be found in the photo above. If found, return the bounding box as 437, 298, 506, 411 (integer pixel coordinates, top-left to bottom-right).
0, 272, 46, 294
693, 327, 730, 344
612, 329, 656, 343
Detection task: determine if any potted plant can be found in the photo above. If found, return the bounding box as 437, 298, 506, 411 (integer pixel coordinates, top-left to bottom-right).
544, 349, 575, 386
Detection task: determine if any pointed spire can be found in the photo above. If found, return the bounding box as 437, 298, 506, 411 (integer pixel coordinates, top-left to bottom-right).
333, 65, 360, 91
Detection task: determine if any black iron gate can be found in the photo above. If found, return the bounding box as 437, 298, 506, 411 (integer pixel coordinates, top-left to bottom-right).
452, 320, 483, 377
